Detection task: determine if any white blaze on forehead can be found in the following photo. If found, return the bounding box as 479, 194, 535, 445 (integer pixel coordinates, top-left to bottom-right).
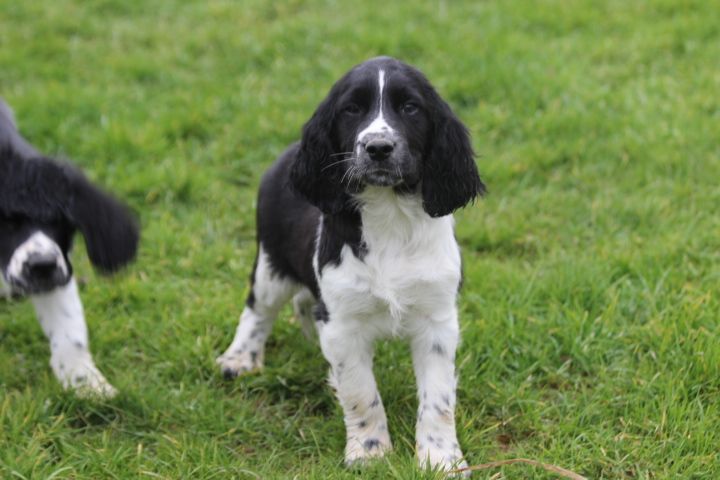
356, 69, 394, 147
378, 69, 385, 102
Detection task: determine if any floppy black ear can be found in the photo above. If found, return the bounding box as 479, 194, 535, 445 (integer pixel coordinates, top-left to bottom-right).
65, 167, 140, 274
421, 94, 486, 218
290, 94, 351, 215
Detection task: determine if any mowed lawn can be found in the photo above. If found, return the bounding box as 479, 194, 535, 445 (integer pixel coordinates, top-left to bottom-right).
1, 0, 719, 478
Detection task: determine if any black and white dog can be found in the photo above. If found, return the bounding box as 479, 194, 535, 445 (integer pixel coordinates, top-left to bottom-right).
217, 57, 484, 471
0, 99, 139, 397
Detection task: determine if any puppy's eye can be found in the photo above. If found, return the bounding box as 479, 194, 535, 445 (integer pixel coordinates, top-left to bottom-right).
401, 102, 420, 115
342, 103, 362, 116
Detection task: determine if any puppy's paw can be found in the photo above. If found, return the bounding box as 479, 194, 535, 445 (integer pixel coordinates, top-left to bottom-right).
74, 377, 118, 399
344, 432, 393, 467
417, 439, 468, 477
216, 349, 264, 379
55, 359, 117, 399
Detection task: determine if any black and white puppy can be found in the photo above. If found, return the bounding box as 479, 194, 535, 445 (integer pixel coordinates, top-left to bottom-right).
217, 57, 484, 472
0, 99, 139, 397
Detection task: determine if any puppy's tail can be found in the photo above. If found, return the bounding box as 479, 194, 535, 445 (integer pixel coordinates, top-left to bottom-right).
65, 166, 140, 274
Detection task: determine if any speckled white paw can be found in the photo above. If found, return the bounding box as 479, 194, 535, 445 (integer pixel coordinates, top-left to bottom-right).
55, 359, 117, 399
344, 430, 392, 467
216, 349, 264, 379
417, 441, 468, 477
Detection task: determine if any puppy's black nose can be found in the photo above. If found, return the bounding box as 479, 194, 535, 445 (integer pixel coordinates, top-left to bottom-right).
365, 139, 395, 161
23, 253, 59, 278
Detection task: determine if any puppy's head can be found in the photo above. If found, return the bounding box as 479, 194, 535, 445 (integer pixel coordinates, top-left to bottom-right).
1, 98, 140, 289
2, 160, 139, 280
0, 158, 140, 295
0, 217, 73, 295
291, 56, 485, 216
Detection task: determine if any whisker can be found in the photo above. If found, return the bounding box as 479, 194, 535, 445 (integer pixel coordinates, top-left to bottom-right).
340, 165, 355, 185
351, 167, 364, 191
328, 151, 355, 158
352, 168, 363, 190
322, 157, 355, 172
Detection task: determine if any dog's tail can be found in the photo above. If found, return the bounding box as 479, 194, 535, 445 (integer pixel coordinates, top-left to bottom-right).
0, 98, 42, 158
64, 165, 140, 274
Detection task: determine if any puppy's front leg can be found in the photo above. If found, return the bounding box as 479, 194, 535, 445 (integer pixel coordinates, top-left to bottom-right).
411, 315, 467, 474
31, 278, 116, 398
319, 320, 392, 465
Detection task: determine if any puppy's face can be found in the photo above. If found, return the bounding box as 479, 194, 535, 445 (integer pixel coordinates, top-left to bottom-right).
292, 56, 485, 217
331, 62, 431, 189
0, 217, 73, 295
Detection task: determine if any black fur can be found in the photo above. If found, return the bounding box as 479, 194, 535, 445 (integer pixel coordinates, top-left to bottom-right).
63, 167, 139, 273
0, 98, 139, 282
256, 144, 321, 294
0, 152, 74, 223
317, 210, 366, 270
419, 82, 487, 217
290, 92, 353, 216
314, 299, 330, 324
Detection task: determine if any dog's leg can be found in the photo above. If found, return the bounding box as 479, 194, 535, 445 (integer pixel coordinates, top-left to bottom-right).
292, 288, 316, 339
411, 313, 467, 474
319, 319, 392, 465
217, 247, 296, 378
31, 277, 116, 398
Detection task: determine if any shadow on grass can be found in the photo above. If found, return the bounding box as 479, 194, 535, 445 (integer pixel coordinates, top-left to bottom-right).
47, 390, 156, 431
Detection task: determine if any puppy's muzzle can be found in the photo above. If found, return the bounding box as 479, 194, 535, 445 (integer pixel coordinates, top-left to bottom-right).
10, 252, 69, 294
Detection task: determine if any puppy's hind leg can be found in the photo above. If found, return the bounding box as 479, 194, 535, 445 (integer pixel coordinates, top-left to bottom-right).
32, 278, 117, 398
217, 247, 296, 378
292, 287, 316, 339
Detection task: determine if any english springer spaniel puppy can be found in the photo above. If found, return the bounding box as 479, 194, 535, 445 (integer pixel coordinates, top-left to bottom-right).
217, 57, 484, 472
0, 98, 139, 397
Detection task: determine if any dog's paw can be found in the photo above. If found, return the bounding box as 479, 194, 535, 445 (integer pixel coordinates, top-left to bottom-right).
344, 432, 393, 467
74, 377, 118, 399
216, 349, 264, 379
55, 359, 117, 399
417, 439, 468, 477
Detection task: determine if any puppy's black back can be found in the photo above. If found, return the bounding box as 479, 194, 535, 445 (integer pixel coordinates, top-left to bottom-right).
256, 143, 320, 293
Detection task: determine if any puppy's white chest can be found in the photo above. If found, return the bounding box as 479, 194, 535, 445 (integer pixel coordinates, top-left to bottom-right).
321, 239, 459, 330
365, 244, 458, 315
319, 191, 461, 331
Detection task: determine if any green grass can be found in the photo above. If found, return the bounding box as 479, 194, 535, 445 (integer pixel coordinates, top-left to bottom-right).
1, 0, 719, 478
